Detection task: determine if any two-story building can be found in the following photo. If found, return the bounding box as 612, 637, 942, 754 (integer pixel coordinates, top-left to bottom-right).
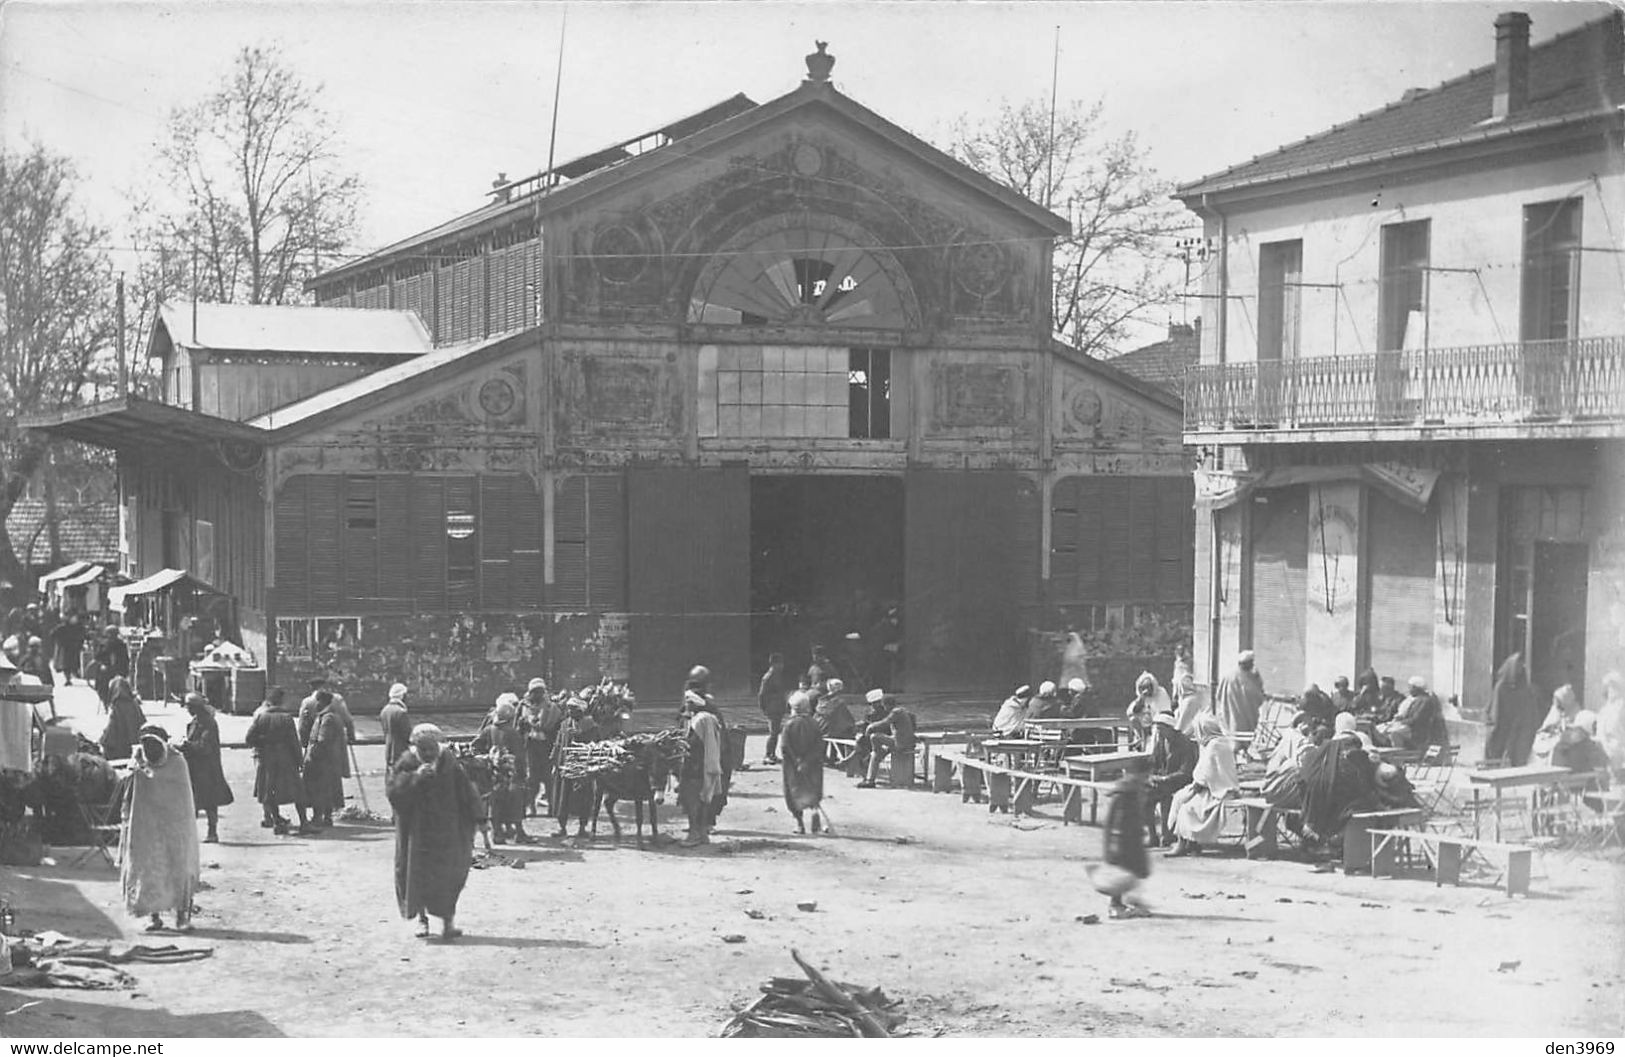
1179, 10, 1624, 736
28, 47, 1193, 707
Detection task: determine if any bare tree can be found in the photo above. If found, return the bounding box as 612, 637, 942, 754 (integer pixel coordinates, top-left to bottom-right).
950, 99, 1193, 357
141, 44, 361, 306
0, 145, 117, 590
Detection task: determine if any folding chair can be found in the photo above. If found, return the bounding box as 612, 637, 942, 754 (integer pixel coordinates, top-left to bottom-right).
71, 774, 128, 869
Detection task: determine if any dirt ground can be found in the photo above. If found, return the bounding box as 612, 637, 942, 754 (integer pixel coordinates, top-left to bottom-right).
4, 689, 1625, 1038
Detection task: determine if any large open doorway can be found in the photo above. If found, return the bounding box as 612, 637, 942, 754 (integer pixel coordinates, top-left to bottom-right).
750, 475, 904, 691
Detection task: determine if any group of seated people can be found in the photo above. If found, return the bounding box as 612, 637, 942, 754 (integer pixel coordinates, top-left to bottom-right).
795, 676, 917, 789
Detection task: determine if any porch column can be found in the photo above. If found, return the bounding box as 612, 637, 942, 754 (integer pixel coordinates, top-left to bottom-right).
1304, 482, 1363, 688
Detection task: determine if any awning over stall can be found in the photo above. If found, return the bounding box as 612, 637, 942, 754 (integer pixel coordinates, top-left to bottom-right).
58, 564, 106, 589
37, 561, 92, 589
1195, 463, 1441, 513
108, 568, 191, 612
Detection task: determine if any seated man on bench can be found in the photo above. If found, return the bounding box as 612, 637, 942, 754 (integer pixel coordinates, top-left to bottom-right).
1145, 710, 1196, 846
1301, 713, 1420, 857
848, 688, 893, 778
815, 679, 855, 741
857, 691, 917, 789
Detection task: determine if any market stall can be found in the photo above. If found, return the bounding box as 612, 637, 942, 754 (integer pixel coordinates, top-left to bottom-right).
109, 569, 262, 712
0, 655, 116, 861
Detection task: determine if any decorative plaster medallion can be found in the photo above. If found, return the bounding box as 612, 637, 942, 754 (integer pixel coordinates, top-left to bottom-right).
792, 143, 824, 177
478, 377, 518, 418
953, 238, 1009, 298
591, 224, 649, 285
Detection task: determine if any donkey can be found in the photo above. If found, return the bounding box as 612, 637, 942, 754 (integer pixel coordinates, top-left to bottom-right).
591, 737, 684, 848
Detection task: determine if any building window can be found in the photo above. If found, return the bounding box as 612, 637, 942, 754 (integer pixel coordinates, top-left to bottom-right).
1522, 198, 1582, 342
1257, 240, 1303, 361
687, 214, 912, 328
1378, 220, 1430, 352
848, 348, 890, 439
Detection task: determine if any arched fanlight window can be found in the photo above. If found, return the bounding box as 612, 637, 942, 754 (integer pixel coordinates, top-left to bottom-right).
687, 213, 916, 329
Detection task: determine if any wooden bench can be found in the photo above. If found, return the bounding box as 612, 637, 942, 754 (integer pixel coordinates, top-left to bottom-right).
935, 751, 1115, 824
823, 738, 857, 767
1225, 796, 1303, 859
1366, 828, 1534, 897
1342, 808, 1424, 874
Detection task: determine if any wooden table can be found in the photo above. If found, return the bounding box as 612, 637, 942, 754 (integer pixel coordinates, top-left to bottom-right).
1466, 765, 1572, 841
1060, 750, 1150, 783
981, 739, 1056, 772
1342, 808, 1424, 874
914, 731, 980, 783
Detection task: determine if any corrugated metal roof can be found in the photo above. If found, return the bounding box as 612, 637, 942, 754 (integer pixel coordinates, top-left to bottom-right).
249, 328, 525, 432
1179, 12, 1624, 199
153, 301, 433, 357
5, 500, 118, 567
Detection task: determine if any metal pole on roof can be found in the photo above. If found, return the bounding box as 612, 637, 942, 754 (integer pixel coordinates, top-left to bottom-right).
1044, 25, 1059, 210
116, 273, 127, 396
545, 7, 568, 187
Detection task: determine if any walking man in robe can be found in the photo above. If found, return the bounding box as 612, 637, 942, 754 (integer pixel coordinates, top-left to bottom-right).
387, 723, 486, 942
245, 687, 306, 834
179, 692, 233, 844
758, 652, 790, 765
123, 732, 200, 933
780, 691, 829, 835
679, 666, 724, 848
302, 690, 349, 829
380, 683, 413, 769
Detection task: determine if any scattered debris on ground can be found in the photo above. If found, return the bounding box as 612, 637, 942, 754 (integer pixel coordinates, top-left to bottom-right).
721, 949, 906, 1038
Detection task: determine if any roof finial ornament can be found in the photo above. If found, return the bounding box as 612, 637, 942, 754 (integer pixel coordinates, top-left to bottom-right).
805, 41, 834, 84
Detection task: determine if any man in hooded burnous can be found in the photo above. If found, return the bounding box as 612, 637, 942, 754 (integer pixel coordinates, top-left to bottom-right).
387, 723, 486, 942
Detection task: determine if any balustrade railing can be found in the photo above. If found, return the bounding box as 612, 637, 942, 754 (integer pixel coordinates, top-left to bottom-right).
1184, 336, 1625, 432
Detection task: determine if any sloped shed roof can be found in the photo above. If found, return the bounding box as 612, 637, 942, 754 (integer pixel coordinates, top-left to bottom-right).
5, 498, 119, 567
1179, 12, 1624, 198
150, 301, 433, 358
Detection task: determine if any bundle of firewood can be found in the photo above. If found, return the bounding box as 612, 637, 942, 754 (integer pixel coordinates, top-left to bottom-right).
721, 951, 905, 1038
557, 730, 689, 781
557, 742, 631, 781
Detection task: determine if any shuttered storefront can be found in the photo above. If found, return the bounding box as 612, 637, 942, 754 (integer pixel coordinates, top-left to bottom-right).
1365, 490, 1436, 683
273, 473, 543, 614
1048, 475, 1195, 604
1249, 486, 1308, 694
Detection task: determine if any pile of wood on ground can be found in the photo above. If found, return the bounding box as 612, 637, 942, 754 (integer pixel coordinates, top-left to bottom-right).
722, 950, 906, 1038
556, 729, 687, 781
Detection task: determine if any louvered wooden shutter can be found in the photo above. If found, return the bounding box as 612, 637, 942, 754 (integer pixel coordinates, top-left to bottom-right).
411, 476, 447, 611
1048, 476, 1077, 601
343, 476, 378, 607
1128, 477, 1157, 601
376, 476, 412, 610
273, 476, 309, 613
1073, 477, 1104, 600
1012, 476, 1041, 611
554, 475, 587, 608
511, 474, 544, 609
1366, 490, 1435, 682
445, 476, 477, 610
587, 474, 626, 610
307, 477, 342, 611
1250, 486, 1308, 693
1099, 477, 1132, 599
479, 475, 514, 610
1154, 478, 1192, 603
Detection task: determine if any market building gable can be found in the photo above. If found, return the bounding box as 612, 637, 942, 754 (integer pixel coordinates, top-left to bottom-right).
24, 46, 1194, 708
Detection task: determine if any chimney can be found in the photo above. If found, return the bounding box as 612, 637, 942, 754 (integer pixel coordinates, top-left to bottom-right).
1492, 12, 1531, 121
491, 172, 511, 203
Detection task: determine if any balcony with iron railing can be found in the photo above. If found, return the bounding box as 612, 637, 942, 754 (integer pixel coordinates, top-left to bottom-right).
1183, 336, 1625, 440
